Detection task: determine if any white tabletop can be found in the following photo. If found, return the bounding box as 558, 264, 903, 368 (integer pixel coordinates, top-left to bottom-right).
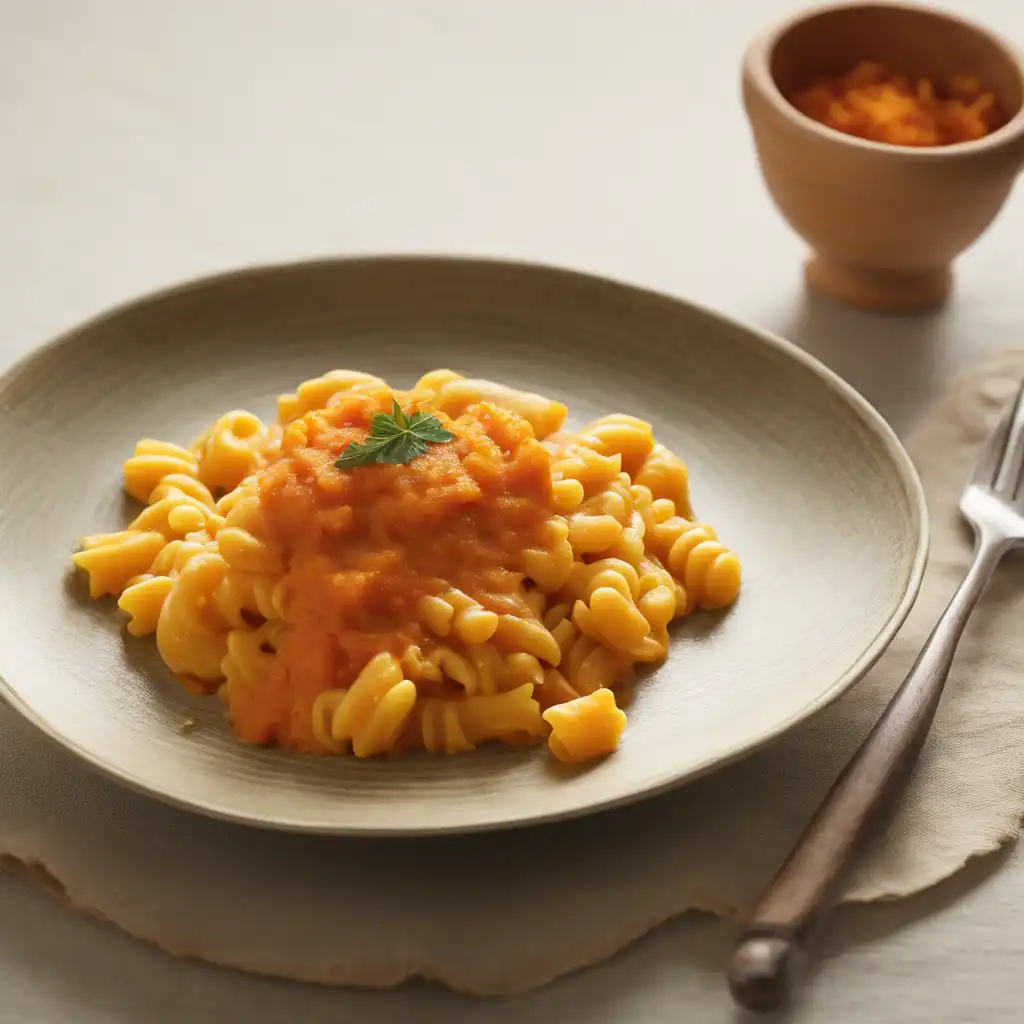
2, 1, 1023, 1020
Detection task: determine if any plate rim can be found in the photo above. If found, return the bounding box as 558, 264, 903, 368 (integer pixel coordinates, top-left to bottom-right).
0, 253, 930, 835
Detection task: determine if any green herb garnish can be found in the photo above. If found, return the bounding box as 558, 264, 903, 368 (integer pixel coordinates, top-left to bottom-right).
334, 400, 454, 469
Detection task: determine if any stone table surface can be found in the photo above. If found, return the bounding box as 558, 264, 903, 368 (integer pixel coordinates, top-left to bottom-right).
2, 1, 1023, 1021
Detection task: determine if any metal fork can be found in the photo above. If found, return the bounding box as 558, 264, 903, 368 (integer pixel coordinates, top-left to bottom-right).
728, 379, 1024, 1012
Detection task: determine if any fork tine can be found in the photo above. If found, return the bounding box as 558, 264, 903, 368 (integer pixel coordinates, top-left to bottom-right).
992, 378, 1024, 497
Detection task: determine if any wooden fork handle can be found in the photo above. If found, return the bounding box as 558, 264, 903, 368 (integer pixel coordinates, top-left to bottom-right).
728, 540, 1002, 1012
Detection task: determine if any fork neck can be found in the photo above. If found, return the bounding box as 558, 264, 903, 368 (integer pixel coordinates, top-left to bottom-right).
974, 525, 1015, 565
938, 531, 1005, 648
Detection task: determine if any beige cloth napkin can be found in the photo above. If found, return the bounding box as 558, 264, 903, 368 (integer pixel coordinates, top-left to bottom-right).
2, 351, 1024, 995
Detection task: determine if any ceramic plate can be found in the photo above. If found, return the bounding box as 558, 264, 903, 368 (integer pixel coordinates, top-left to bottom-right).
0, 257, 927, 835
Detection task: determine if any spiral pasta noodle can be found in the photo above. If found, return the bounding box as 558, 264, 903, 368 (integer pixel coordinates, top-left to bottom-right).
72, 368, 740, 765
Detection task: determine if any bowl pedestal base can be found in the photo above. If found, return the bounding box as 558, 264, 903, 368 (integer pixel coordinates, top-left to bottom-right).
805, 257, 952, 314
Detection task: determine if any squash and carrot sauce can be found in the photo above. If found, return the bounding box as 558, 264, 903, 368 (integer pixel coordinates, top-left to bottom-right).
788, 61, 1005, 146
237, 385, 555, 751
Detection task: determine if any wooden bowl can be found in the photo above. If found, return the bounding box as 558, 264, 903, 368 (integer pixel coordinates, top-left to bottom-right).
742, 1, 1024, 312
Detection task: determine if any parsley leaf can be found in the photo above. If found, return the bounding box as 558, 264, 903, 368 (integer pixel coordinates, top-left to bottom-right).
407, 410, 455, 442
334, 400, 454, 470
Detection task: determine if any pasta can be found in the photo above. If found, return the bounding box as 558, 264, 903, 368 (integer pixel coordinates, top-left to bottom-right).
72, 369, 741, 764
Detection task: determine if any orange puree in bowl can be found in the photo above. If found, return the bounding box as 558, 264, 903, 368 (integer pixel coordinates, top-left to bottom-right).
230, 385, 555, 751
788, 61, 1005, 146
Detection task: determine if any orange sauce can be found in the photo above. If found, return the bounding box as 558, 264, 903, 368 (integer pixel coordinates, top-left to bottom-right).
788, 62, 1005, 146
227, 385, 555, 751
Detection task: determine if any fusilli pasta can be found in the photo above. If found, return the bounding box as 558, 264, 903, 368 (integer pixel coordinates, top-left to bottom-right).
72, 369, 740, 764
